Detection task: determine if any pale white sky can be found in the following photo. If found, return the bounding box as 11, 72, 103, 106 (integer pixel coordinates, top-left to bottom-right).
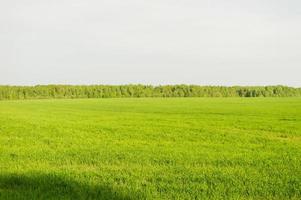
1, 0, 300, 86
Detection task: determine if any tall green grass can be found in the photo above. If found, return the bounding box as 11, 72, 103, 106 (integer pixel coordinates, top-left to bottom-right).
0, 98, 300, 199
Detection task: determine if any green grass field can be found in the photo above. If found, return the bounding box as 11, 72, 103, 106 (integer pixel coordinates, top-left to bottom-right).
0, 98, 300, 199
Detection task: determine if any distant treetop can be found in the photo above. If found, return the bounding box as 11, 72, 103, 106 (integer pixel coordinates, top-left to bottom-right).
0, 85, 300, 100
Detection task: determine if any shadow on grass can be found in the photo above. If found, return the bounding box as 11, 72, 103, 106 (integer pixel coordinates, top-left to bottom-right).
0, 173, 142, 200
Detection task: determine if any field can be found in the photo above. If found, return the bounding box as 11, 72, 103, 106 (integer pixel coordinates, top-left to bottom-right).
0, 98, 300, 199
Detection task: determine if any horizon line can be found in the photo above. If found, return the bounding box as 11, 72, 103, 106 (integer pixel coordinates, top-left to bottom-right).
0, 84, 300, 89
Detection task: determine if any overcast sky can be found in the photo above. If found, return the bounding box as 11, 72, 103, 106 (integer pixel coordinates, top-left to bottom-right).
1, 0, 300, 86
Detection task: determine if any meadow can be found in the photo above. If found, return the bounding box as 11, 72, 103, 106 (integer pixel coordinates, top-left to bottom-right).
0, 98, 300, 199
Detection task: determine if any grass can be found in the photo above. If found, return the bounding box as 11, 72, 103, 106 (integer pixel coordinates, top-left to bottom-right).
0, 98, 300, 199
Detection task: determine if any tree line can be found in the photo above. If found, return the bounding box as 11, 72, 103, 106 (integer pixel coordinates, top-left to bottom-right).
0, 85, 300, 100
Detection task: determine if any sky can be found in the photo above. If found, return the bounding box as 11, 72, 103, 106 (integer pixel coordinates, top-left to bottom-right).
0, 0, 300, 86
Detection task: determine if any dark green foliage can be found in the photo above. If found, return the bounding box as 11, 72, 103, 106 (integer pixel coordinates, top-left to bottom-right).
0, 85, 300, 100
